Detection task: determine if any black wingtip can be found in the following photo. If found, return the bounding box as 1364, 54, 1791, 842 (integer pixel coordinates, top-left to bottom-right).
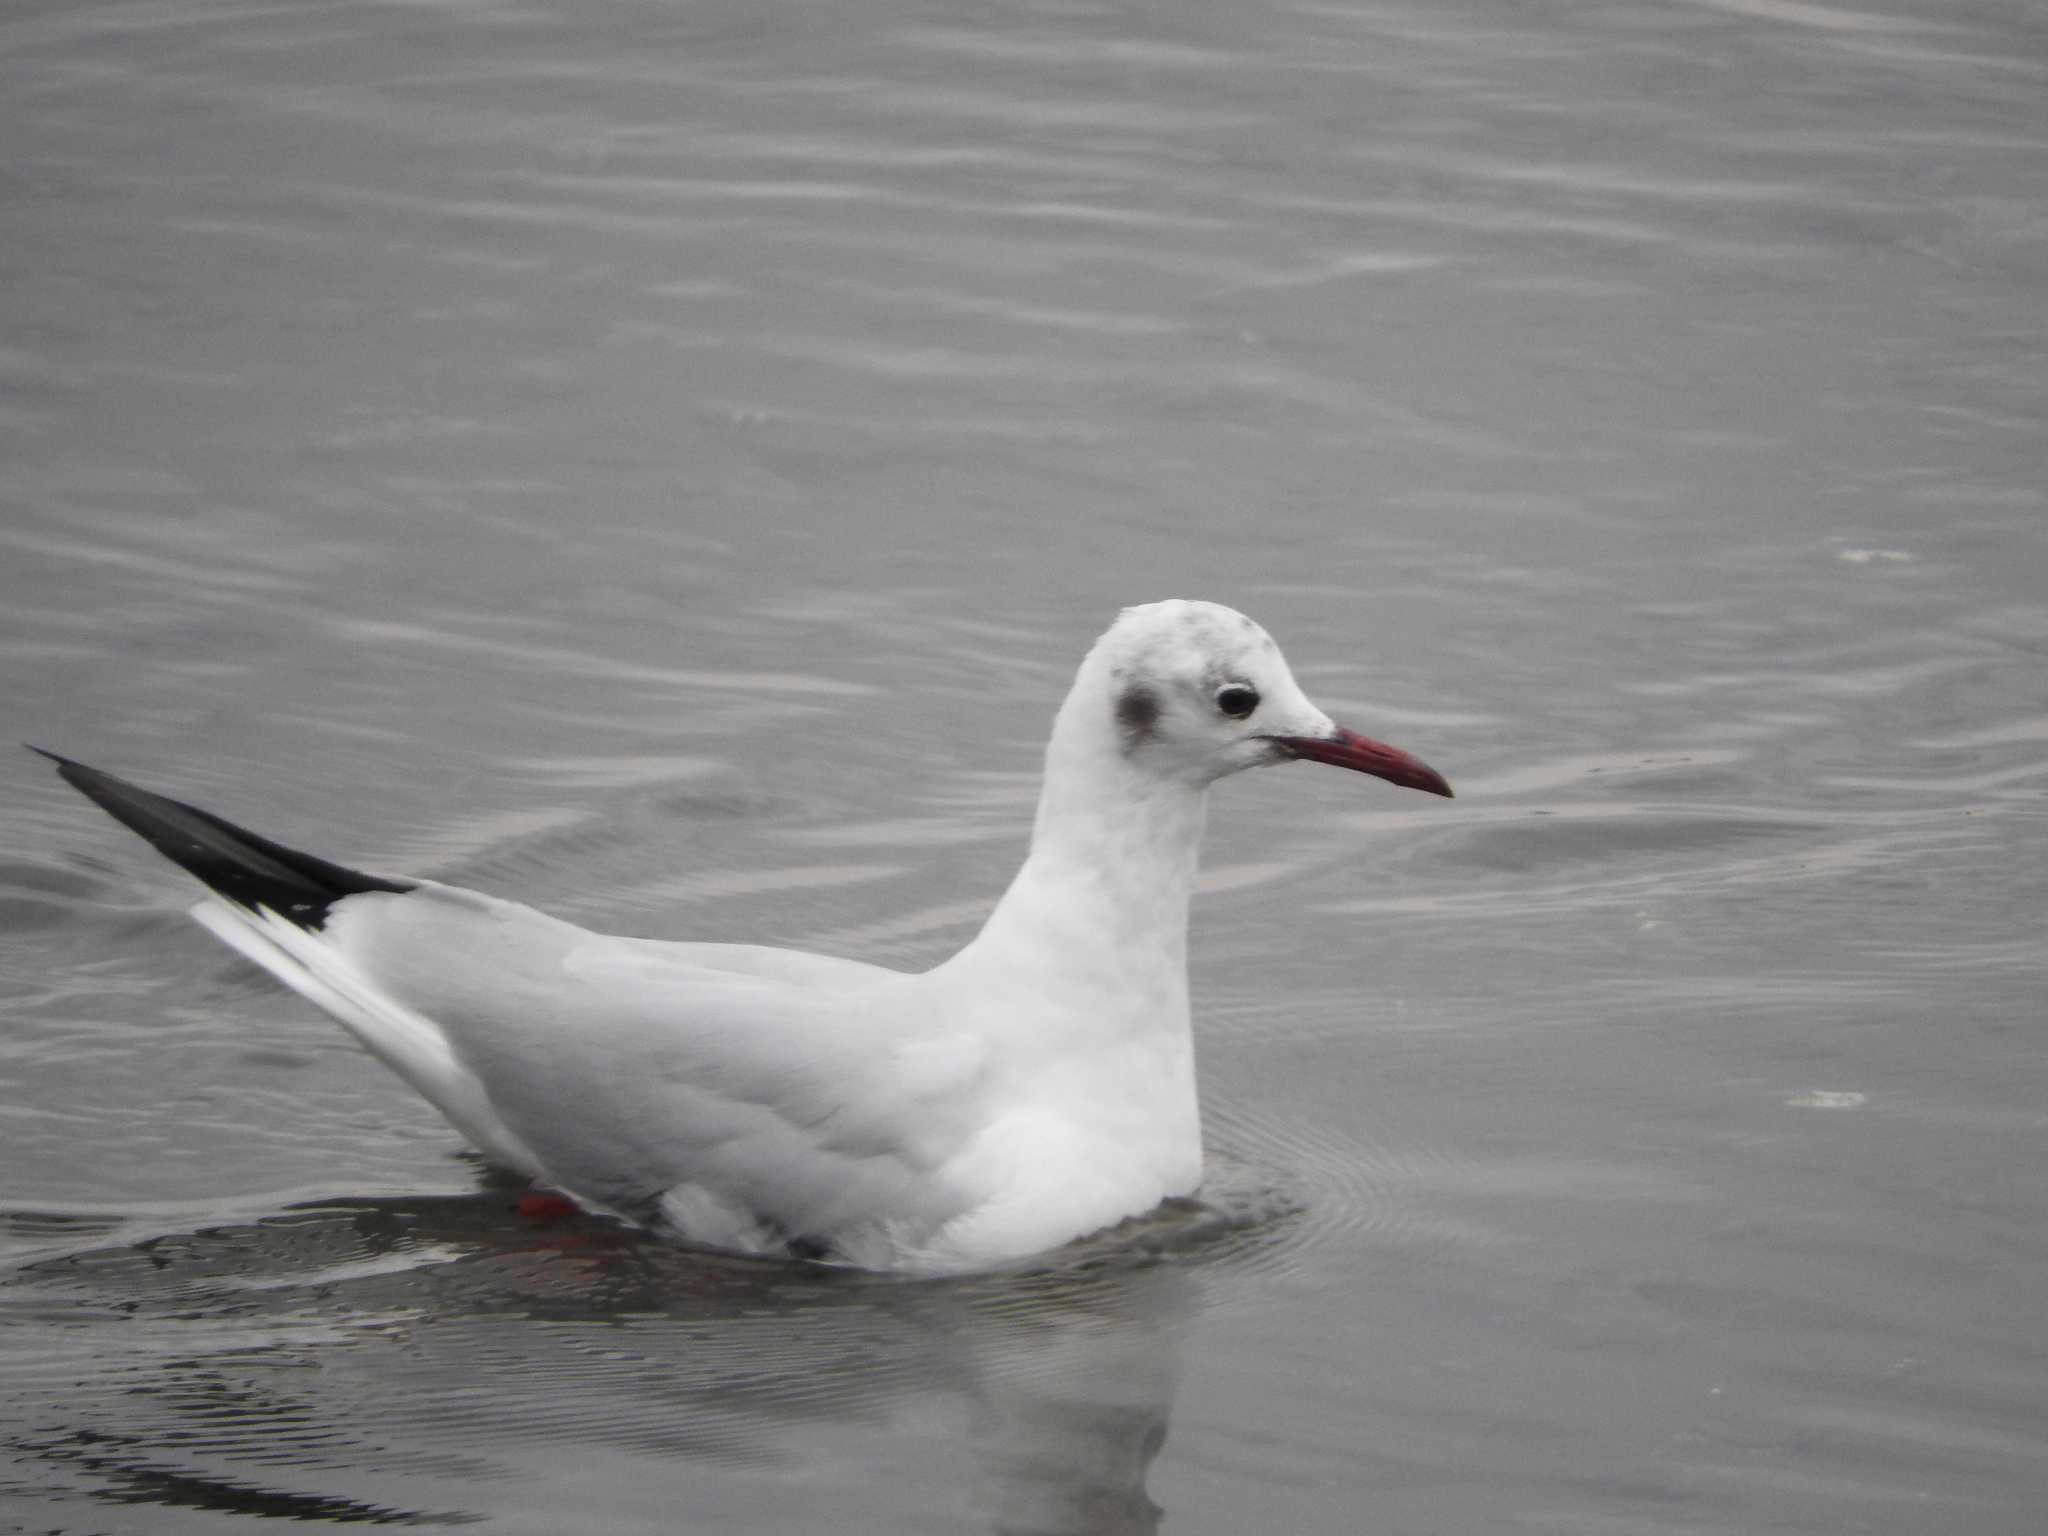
36, 748, 415, 930
29, 745, 112, 799
30, 744, 125, 806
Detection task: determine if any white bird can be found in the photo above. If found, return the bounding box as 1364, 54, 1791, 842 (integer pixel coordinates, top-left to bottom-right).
38, 600, 1450, 1274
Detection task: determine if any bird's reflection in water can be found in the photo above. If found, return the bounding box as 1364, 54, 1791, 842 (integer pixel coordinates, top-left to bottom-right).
2, 1179, 1250, 1532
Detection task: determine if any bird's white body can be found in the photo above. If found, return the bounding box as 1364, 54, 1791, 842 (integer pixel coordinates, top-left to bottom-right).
55, 600, 1450, 1273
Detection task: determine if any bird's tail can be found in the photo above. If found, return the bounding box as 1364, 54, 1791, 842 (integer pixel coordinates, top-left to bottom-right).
34, 746, 546, 1177
30, 747, 413, 930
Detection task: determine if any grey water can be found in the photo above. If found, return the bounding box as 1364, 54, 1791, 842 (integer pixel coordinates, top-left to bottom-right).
3, 0, 2045, 1529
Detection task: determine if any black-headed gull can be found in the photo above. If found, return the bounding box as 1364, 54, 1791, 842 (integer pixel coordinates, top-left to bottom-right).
38, 600, 1450, 1273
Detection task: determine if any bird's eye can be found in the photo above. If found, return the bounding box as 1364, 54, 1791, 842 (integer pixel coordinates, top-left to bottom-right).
1215, 684, 1260, 719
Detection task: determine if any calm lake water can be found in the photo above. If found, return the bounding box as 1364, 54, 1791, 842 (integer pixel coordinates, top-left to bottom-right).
5, 0, 2046, 1530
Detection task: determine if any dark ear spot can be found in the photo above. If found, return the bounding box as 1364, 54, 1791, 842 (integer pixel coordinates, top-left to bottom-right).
1114, 684, 1161, 751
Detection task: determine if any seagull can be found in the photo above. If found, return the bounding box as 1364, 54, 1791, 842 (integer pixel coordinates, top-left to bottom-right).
36, 599, 1450, 1274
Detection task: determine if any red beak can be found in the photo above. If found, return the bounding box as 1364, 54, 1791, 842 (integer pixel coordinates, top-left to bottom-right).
1270, 728, 1453, 798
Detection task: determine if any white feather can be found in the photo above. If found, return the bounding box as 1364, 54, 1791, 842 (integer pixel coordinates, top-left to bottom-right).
122, 600, 1443, 1273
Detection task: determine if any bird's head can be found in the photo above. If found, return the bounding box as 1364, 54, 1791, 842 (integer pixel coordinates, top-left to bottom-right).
1074, 599, 1452, 797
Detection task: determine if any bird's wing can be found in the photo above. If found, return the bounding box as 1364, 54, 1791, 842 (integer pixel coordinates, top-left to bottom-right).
199, 880, 990, 1246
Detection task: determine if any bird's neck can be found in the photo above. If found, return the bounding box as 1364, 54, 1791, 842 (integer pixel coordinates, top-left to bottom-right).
959, 692, 1208, 1007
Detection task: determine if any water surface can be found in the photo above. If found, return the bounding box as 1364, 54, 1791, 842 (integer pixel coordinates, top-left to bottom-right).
4, 0, 2046, 1530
